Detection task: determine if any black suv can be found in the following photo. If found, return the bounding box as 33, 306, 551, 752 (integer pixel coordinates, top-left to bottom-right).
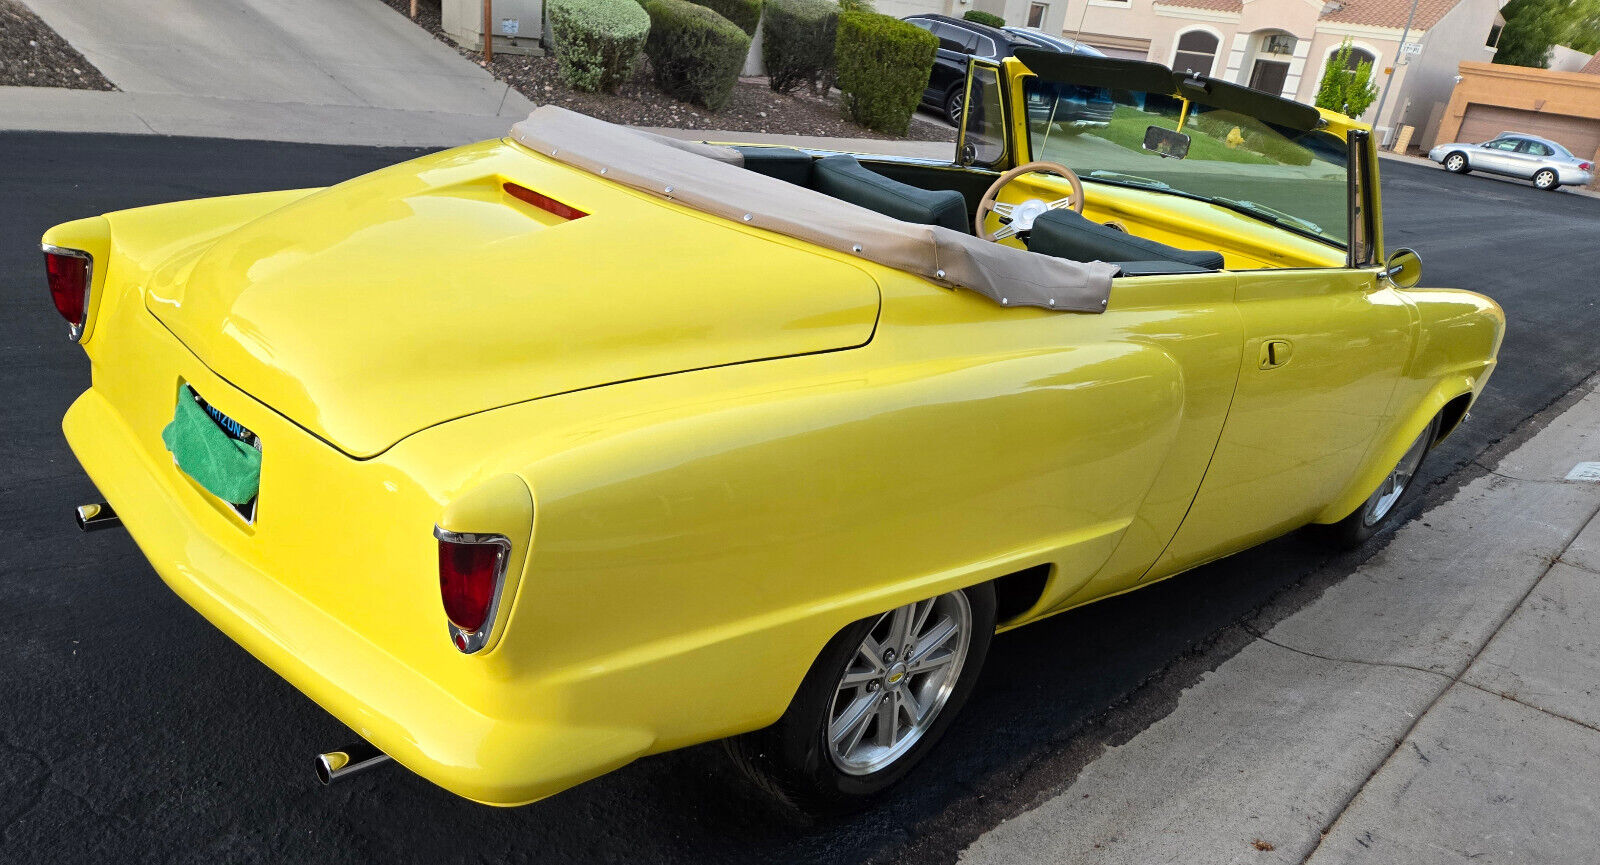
904, 15, 1113, 129
904, 15, 1028, 124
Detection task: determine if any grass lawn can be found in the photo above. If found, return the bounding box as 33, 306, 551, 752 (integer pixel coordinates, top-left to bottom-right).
1073, 106, 1318, 166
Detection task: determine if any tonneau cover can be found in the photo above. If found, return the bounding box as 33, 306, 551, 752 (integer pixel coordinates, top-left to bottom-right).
510, 106, 1117, 312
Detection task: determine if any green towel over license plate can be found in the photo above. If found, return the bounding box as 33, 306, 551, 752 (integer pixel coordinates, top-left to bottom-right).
162, 386, 262, 505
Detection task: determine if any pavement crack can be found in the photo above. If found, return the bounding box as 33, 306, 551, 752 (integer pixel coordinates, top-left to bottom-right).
1454, 679, 1600, 736
1240, 625, 1452, 681
1295, 492, 1600, 865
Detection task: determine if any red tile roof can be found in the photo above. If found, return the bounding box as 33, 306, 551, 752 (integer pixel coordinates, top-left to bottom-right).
1318, 0, 1464, 30
1581, 53, 1600, 74
1154, 0, 1245, 11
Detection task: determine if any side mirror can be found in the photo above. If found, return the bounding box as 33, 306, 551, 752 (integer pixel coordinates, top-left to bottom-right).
1384, 247, 1422, 289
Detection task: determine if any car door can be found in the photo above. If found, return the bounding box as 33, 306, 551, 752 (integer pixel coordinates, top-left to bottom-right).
1147, 135, 1416, 579
1474, 137, 1523, 174
1516, 139, 1554, 177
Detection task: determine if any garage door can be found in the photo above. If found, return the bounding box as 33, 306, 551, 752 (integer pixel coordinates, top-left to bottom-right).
1458, 104, 1600, 161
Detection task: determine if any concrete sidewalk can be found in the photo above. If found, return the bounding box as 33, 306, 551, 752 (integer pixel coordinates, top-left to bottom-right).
2, 0, 533, 147
961, 375, 1600, 864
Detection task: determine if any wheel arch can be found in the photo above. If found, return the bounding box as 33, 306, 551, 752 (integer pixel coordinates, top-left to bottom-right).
1313, 377, 1475, 525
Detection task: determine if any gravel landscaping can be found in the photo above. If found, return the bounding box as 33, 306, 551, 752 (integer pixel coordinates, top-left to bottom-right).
378, 0, 953, 141
0, 0, 114, 90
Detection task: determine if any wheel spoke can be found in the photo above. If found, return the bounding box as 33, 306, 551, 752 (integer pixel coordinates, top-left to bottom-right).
877, 691, 901, 746
830, 692, 878, 748
838, 666, 878, 690
886, 604, 913, 654
1045, 195, 1076, 210
911, 616, 958, 662
858, 634, 888, 672
992, 223, 1020, 240
907, 599, 934, 648
907, 647, 957, 675
900, 686, 926, 723
991, 201, 1016, 217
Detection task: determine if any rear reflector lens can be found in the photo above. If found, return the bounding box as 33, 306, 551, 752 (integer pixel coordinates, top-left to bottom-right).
45, 248, 90, 327
438, 537, 504, 633
503, 182, 587, 221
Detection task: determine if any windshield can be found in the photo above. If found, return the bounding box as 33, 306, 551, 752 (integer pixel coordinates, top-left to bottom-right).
1023, 80, 1351, 247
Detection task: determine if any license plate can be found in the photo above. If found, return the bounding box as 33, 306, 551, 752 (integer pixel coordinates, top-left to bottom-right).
177, 385, 261, 523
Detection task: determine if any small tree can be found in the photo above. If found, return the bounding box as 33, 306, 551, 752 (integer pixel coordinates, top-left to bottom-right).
1314, 40, 1378, 119
962, 10, 1005, 27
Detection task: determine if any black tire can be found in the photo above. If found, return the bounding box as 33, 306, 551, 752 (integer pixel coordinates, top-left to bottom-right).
1534, 168, 1560, 191
1320, 415, 1440, 549
724, 582, 996, 815
1443, 152, 1470, 174
944, 86, 965, 126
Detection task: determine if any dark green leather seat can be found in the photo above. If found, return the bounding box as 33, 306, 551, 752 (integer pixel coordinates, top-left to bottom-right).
732, 146, 816, 186
1028, 209, 1225, 270
810, 156, 969, 234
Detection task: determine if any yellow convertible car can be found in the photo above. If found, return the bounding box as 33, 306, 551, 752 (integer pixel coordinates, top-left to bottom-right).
45, 50, 1501, 812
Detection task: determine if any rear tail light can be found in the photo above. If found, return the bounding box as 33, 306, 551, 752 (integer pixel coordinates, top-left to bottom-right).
43, 244, 92, 339
1581, 162, 1593, 171
435, 527, 511, 653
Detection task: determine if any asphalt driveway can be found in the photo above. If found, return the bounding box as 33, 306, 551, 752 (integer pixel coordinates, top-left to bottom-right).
2, 132, 1598, 864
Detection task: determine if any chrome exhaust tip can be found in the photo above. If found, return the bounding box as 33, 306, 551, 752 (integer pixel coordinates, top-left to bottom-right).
75, 502, 121, 532
314, 741, 392, 785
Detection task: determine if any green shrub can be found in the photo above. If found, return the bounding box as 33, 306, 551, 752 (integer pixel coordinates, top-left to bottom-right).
837, 0, 873, 11
692, 0, 763, 35
834, 11, 937, 135
962, 9, 1004, 27
548, 0, 651, 93
642, 0, 751, 110
763, 0, 838, 93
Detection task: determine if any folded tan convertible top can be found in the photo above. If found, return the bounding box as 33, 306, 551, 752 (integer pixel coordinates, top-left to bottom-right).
509, 106, 1117, 313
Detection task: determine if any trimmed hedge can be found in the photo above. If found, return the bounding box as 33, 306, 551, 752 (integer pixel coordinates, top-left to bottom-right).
962, 9, 1004, 27
835, 11, 937, 135
763, 0, 838, 94
692, 0, 763, 35
642, 0, 751, 110
548, 0, 651, 93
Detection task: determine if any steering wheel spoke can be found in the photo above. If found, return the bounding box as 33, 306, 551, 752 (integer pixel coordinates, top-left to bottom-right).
975, 161, 1084, 241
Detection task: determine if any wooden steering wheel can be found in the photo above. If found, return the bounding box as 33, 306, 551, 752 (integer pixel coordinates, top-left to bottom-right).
974, 161, 1085, 241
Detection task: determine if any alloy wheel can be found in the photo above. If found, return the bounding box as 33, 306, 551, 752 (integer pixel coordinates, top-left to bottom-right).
1445, 154, 1464, 172
1363, 426, 1431, 526
826, 591, 972, 775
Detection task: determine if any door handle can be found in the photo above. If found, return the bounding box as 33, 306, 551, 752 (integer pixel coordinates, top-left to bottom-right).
1258, 339, 1293, 369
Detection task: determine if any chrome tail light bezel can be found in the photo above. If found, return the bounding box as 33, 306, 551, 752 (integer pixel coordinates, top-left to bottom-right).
434, 526, 513, 654
42, 243, 94, 341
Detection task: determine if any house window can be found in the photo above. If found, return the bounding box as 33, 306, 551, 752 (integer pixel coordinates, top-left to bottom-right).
1262, 34, 1297, 55
1338, 46, 1376, 70
1173, 30, 1220, 76
1486, 23, 1502, 47
1027, 2, 1048, 28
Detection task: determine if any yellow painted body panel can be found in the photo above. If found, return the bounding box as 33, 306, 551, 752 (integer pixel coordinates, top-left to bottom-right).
48, 69, 1502, 806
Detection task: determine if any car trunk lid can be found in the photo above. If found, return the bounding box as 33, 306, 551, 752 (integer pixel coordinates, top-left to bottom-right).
143, 141, 881, 458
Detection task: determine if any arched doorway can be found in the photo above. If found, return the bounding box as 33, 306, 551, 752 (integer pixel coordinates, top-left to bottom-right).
1245, 30, 1297, 96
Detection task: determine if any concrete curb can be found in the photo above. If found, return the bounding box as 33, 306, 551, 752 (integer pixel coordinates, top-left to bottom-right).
960, 373, 1600, 864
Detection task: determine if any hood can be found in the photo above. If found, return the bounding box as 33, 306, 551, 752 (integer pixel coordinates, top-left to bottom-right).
144, 141, 881, 458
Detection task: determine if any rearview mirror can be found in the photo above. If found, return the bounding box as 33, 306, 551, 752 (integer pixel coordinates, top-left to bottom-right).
1143, 126, 1190, 159
1384, 247, 1422, 288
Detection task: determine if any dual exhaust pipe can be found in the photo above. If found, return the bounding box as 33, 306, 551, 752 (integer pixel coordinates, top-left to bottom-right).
76, 502, 393, 788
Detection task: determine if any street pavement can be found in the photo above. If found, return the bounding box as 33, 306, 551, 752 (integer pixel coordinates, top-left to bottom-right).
2, 130, 1599, 864
1, 0, 533, 146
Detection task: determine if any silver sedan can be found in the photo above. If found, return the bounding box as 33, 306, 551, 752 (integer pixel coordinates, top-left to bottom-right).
1429, 132, 1594, 191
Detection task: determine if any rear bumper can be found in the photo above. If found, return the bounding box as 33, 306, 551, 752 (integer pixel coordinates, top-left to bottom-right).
64, 388, 653, 805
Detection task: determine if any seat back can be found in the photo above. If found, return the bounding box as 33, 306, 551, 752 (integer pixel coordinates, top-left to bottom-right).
810, 156, 970, 235
1028, 209, 1225, 270
732, 146, 817, 186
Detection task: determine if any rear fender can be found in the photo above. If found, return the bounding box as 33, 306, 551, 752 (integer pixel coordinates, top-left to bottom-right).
42, 189, 321, 353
